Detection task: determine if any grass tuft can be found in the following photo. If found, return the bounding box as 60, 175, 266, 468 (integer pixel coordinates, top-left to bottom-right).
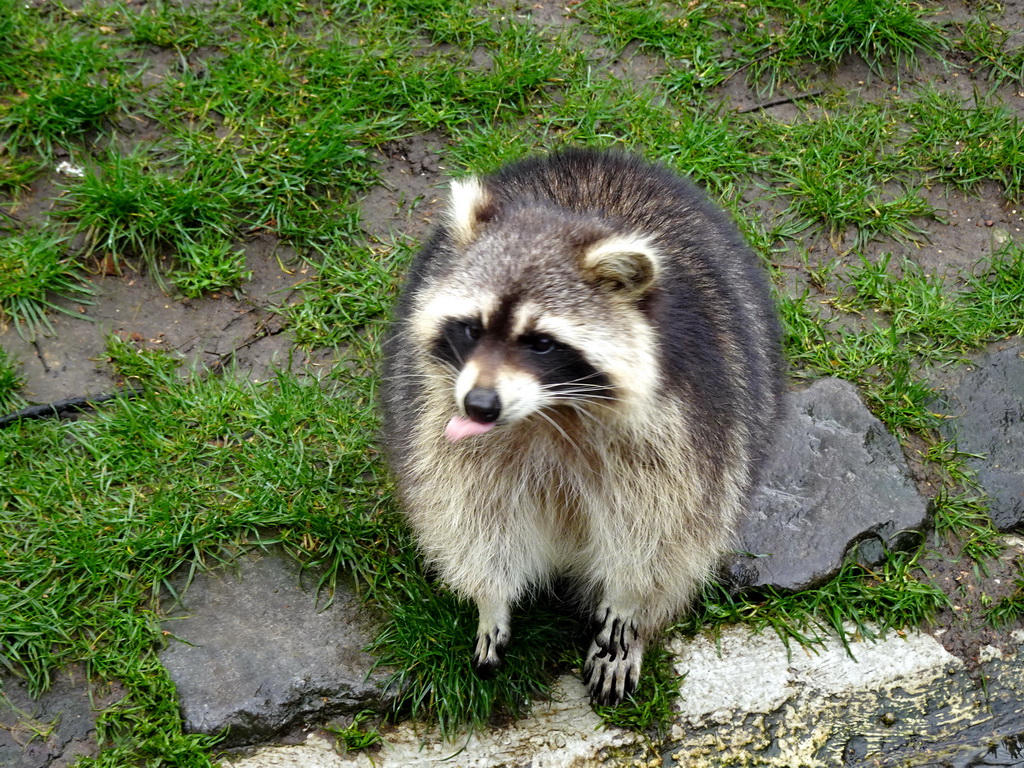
0, 346, 25, 413
751, 0, 947, 91
985, 555, 1024, 627
61, 151, 239, 278
956, 18, 1024, 87
682, 546, 949, 652
370, 585, 575, 737
931, 490, 1004, 564
0, 18, 131, 156
169, 238, 251, 299
325, 711, 384, 752
126, 1, 217, 52
0, 228, 94, 340
592, 641, 679, 737
104, 334, 183, 383
281, 238, 405, 349
905, 87, 1024, 199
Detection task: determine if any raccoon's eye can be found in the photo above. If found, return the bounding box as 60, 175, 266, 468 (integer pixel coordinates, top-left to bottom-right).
463, 322, 482, 341
525, 335, 555, 354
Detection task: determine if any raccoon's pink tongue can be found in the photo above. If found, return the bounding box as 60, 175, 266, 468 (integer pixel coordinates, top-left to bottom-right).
445, 416, 495, 441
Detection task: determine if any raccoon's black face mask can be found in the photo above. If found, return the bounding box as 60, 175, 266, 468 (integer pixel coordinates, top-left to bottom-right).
431, 310, 611, 441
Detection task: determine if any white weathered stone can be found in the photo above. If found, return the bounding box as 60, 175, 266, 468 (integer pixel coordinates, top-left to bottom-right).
228, 677, 646, 768
671, 628, 793, 721
228, 626, 1017, 768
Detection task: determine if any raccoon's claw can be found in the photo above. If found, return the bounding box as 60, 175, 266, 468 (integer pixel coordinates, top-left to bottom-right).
472, 624, 510, 678
583, 611, 643, 706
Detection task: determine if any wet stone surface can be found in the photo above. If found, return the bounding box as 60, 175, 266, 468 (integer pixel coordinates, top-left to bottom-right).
936, 339, 1024, 532
664, 624, 1024, 768
158, 549, 394, 748
727, 377, 929, 592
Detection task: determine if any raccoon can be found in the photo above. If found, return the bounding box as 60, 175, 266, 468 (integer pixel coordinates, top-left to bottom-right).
379, 148, 784, 706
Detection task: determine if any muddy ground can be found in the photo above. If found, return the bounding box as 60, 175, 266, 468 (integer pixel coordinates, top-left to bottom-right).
1, 0, 1024, 762
3, 2, 1022, 402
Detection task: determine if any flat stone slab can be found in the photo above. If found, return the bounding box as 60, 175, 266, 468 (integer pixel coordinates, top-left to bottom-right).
158, 549, 393, 748
726, 377, 929, 591
937, 339, 1024, 531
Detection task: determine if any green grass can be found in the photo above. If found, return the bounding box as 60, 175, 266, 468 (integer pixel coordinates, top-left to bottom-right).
578, 0, 946, 95
125, 2, 219, 52
749, 0, 947, 90
905, 87, 1024, 198
1, 368, 390, 763
325, 711, 384, 752
0, 6, 132, 157
168, 238, 251, 299
681, 545, 949, 655
932, 490, 1004, 564
281, 240, 402, 349
0, 346, 25, 413
370, 587, 577, 736
1, 0, 1024, 760
592, 641, 680, 736
61, 150, 240, 280
779, 244, 1024, 435
955, 17, 1024, 87
985, 555, 1024, 627
0, 227, 94, 340
104, 333, 183, 383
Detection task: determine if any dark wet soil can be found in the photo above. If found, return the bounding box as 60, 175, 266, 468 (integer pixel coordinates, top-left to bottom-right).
0, 667, 123, 768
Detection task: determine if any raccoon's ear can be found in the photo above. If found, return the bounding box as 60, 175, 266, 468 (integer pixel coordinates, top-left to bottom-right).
581, 233, 659, 296
447, 177, 498, 247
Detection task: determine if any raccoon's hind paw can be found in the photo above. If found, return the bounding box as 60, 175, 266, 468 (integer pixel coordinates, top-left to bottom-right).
583, 611, 643, 706
472, 623, 510, 678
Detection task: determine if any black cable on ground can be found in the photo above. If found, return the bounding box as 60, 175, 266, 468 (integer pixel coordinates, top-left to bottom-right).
0, 387, 143, 429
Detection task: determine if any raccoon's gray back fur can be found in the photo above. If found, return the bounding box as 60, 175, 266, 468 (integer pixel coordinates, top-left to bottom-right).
380, 148, 784, 705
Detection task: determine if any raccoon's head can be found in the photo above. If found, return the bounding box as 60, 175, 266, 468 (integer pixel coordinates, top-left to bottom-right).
412, 175, 663, 442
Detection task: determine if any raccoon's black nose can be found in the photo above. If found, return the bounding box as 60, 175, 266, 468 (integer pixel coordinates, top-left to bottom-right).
464, 387, 501, 424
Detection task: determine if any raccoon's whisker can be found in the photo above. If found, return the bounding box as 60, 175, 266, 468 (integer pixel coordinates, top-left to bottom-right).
384, 371, 451, 384
534, 408, 580, 451
548, 390, 618, 407
551, 386, 614, 396
542, 379, 613, 393
555, 401, 614, 420
553, 389, 616, 401
553, 375, 608, 387
565, 405, 603, 427
545, 379, 614, 394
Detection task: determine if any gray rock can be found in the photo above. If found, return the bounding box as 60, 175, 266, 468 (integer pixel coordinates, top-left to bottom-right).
936, 340, 1024, 531
159, 549, 393, 748
726, 377, 928, 591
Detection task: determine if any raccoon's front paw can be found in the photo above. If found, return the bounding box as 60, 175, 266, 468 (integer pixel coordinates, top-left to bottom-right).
583, 610, 643, 706
472, 623, 510, 678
